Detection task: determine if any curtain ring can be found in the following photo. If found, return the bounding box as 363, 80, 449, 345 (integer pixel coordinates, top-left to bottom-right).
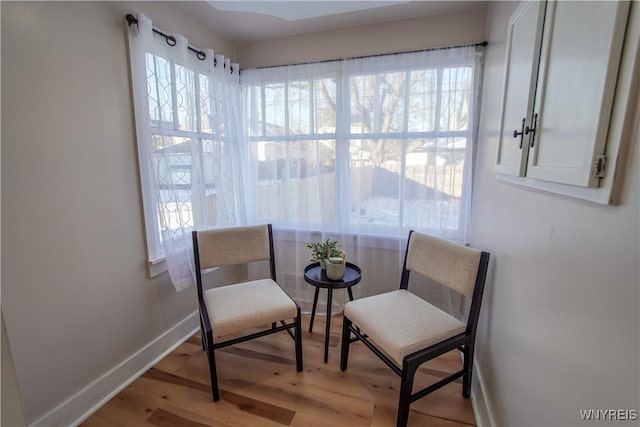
197, 51, 206, 61
230, 65, 234, 74
166, 36, 177, 47
214, 58, 217, 66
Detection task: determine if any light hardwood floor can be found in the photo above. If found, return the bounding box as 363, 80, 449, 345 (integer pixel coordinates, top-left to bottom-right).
82, 314, 476, 427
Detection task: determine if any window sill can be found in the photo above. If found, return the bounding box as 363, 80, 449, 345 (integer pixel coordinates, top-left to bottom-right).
148, 257, 168, 278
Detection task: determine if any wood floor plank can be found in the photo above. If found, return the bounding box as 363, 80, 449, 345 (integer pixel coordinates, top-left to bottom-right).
81, 387, 157, 426
147, 408, 213, 427
220, 346, 297, 365
370, 403, 399, 427
218, 372, 375, 427
186, 335, 203, 347
154, 341, 203, 374
305, 330, 340, 347
79, 413, 123, 427
406, 409, 476, 427
143, 368, 211, 394
130, 376, 287, 427
221, 389, 296, 425
290, 409, 372, 427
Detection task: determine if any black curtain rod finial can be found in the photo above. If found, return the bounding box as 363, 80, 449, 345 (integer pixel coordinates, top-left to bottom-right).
126, 14, 138, 26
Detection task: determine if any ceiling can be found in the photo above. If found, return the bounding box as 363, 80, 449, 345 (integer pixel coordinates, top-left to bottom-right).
180, 1, 488, 44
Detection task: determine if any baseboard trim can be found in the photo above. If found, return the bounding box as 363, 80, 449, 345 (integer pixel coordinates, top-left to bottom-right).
30, 311, 199, 427
471, 358, 497, 427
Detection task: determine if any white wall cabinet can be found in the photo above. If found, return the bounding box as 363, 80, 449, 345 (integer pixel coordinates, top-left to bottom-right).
496, 0, 637, 204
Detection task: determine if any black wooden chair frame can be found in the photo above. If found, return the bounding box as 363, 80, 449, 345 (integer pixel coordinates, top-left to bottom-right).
340, 230, 490, 427
192, 225, 303, 402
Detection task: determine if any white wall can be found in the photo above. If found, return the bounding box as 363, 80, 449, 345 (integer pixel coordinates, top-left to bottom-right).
470, 2, 640, 426
237, 7, 487, 68
1, 1, 235, 424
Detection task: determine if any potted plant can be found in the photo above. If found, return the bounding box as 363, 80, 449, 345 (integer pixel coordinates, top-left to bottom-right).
306, 238, 340, 270
326, 249, 347, 280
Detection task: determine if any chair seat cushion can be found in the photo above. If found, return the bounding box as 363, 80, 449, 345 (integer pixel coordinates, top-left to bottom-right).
204, 279, 297, 339
344, 289, 465, 367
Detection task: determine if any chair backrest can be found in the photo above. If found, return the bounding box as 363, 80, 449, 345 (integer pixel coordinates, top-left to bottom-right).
194, 224, 273, 269
192, 225, 277, 297
403, 231, 482, 297
401, 230, 490, 333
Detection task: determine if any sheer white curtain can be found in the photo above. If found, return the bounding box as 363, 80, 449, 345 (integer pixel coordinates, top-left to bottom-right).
128, 14, 245, 291
242, 61, 345, 310
242, 46, 483, 315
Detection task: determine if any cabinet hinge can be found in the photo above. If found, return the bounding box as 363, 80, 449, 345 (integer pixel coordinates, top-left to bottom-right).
593, 155, 607, 178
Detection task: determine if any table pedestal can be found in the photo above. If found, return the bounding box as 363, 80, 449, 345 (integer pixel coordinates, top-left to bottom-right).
303, 263, 361, 363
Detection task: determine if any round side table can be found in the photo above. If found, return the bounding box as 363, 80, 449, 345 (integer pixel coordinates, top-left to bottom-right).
303, 262, 362, 363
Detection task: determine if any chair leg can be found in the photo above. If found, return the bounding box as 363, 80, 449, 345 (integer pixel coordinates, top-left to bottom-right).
295, 308, 303, 372
309, 287, 320, 333
340, 316, 352, 371
462, 344, 474, 398
205, 331, 220, 402
199, 316, 205, 351
397, 362, 417, 427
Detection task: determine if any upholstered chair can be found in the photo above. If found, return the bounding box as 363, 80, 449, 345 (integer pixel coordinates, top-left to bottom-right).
340, 230, 489, 427
192, 224, 303, 401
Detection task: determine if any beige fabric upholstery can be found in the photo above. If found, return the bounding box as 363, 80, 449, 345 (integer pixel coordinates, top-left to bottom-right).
344, 290, 465, 367
197, 225, 271, 270
406, 232, 481, 298
204, 279, 297, 339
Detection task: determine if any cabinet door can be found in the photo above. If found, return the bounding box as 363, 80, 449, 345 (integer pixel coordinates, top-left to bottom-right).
526, 1, 630, 187
496, 0, 546, 176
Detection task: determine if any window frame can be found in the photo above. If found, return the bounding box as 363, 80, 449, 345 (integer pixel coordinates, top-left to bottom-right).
243, 52, 478, 240
136, 48, 222, 272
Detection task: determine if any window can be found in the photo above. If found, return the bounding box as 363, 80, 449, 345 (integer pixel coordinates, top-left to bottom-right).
128, 15, 244, 286
244, 64, 339, 225
242, 46, 482, 241
145, 52, 200, 249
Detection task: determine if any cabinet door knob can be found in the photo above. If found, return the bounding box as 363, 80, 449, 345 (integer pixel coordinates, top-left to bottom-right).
525, 113, 538, 147
513, 117, 526, 149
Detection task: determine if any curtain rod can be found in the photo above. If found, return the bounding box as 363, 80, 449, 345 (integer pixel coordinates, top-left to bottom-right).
126, 13, 233, 73
244, 41, 488, 71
